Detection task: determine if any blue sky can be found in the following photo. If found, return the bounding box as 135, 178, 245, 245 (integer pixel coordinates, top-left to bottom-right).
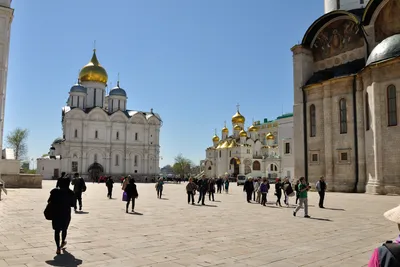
6, 0, 323, 168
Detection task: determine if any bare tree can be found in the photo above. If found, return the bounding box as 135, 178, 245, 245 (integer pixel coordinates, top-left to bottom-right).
6, 128, 29, 160
172, 154, 193, 178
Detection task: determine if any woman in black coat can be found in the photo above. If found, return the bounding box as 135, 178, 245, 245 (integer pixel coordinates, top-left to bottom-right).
275, 178, 283, 207
47, 181, 75, 254
124, 178, 139, 213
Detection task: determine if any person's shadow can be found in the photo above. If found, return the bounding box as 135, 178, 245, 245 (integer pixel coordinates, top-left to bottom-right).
45, 249, 83, 266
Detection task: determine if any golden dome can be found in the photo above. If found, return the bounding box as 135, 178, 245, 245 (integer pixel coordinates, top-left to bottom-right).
248, 125, 257, 132
239, 130, 247, 137
234, 124, 242, 131
212, 134, 220, 142
266, 132, 275, 140
232, 111, 245, 124
79, 50, 108, 84
222, 126, 229, 133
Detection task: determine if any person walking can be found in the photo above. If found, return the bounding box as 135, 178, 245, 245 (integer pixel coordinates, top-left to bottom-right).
47, 178, 75, 255
243, 177, 254, 203
224, 178, 230, 193
124, 178, 138, 213
216, 178, 222, 194
155, 178, 164, 199
294, 179, 300, 204
208, 178, 216, 201
275, 178, 283, 207
283, 178, 294, 206
260, 178, 268, 206
186, 178, 198, 205
316, 176, 326, 208
253, 178, 260, 202
368, 204, 400, 266
106, 176, 114, 199
197, 176, 208, 205
122, 175, 130, 191
71, 173, 86, 212
293, 177, 310, 218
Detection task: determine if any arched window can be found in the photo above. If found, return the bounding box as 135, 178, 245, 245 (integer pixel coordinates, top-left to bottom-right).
253, 161, 260, 171
339, 98, 347, 134
116, 131, 119, 140
74, 129, 78, 138
365, 93, 370, 131
94, 154, 98, 162
95, 130, 98, 139
219, 150, 221, 158
134, 155, 138, 166
310, 104, 316, 137
387, 85, 397, 126
115, 155, 119, 166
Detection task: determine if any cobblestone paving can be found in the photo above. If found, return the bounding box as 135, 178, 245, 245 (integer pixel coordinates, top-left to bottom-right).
0, 181, 399, 266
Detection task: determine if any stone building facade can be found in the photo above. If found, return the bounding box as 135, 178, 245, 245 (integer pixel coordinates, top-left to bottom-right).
292, 0, 400, 194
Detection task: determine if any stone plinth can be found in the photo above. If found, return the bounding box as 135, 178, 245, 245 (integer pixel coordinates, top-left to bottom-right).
1, 174, 42, 188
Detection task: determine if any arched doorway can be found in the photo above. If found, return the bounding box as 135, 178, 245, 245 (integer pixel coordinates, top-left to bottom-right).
88, 162, 104, 183
253, 160, 260, 171
230, 158, 240, 177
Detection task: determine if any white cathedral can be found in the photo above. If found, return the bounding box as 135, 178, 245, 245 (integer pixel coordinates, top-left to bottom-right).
203, 107, 294, 179
37, 50, 162, 180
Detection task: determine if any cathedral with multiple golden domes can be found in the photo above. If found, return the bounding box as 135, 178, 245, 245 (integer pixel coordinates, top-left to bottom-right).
203, 106, 294, 179
37, 49, 162, 180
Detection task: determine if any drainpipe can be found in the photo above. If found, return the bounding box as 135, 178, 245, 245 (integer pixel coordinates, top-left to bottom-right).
352, 75, 359, 192
302, 87, 308, 183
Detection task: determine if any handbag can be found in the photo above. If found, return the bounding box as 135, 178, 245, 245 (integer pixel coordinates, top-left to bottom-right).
122, 192, 128, 201
44, 202, 53, 220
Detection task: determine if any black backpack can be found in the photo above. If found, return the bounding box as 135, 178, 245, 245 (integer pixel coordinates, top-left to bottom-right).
383, 242, 400, 263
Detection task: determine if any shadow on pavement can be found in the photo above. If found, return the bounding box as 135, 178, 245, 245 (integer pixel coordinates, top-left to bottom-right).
307, 217, 332, 222
323, 207, 345, 211
194, 204, 217, 207
75, 211, 89, 215
159, 198, 169, 200
129, 212, 143, 215
45, 249, 83, 266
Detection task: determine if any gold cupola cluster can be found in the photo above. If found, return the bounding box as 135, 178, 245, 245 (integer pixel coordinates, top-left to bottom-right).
79, 49, 108, 84
234, 124, 242, 131
266, 132, 275, 140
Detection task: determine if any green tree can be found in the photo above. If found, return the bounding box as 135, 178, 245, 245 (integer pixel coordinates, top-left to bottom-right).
172, 154, 193, 178
6, 128, 29, 160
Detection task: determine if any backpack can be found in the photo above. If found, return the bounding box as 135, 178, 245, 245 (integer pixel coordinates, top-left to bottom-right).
382, 242, 400, 264
81, 179, 87, 192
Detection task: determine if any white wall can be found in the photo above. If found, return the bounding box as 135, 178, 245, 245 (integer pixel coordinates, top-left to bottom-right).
324, 0, 370, 13
37, 159, 61, 180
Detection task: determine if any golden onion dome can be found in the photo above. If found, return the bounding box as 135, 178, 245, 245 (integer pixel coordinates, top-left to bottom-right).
239, 130, 247, 137
266, 132, 275, 140
232, 111, 245, 124
212, 134, 220, 142
248, 125, 257, 132
79, 49, 108, 84
222, 126, 229, 133
233, 124, 242, 131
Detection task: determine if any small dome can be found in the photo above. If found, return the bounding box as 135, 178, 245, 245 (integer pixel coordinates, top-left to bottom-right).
212, 134, 220, 142
366, 34, 400, 66
239, 130, 247, 137
79, 50, 108, 84
234, 124, 242, 131
109, 87, 127, 97
248, 125, 257, 132
70, 84, 87, 94
222, 126, 229, 133
232, 111, 245, 124
266, 132, 274, 140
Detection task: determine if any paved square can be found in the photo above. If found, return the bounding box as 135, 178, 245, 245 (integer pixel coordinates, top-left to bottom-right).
0, 181, 398, 266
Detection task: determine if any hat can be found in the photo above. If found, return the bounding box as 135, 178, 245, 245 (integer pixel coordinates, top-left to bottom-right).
384, 205, 400, 224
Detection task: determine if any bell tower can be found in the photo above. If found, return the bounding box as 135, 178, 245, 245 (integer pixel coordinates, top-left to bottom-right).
324, 0, 370, 13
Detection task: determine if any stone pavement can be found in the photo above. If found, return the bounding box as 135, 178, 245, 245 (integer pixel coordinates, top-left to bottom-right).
0, 181, 399, 267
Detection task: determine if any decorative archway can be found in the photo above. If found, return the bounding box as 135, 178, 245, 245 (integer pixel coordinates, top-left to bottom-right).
88, 162, 104, 182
